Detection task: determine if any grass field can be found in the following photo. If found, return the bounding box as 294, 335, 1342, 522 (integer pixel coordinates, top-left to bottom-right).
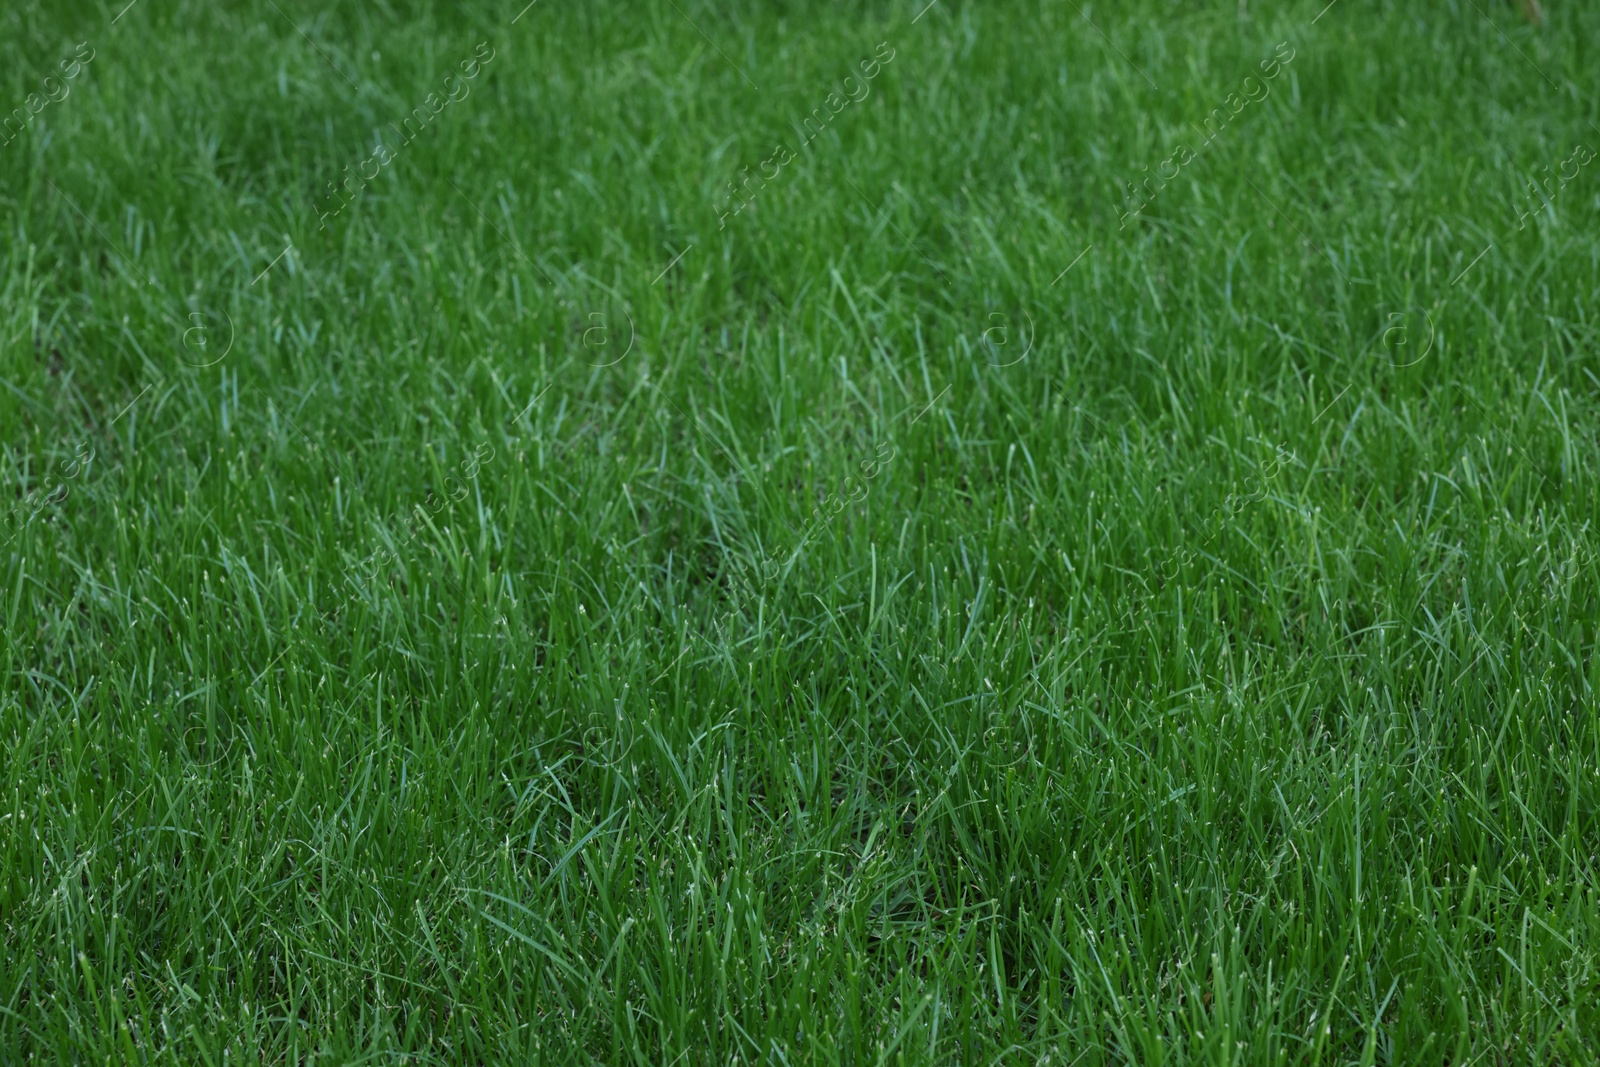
3, 0, 1600, 1061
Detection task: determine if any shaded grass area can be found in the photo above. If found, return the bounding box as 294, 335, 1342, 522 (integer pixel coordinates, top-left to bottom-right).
2, 0, 1600, 1061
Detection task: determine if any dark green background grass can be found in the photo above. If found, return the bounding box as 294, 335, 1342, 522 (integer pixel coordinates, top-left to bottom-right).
2, 0, 1599, 1061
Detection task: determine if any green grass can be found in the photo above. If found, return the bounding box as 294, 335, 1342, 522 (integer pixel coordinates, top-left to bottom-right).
3, 0, 1600, 1061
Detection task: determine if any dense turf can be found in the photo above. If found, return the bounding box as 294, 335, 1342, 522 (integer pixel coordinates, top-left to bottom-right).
3, 0, 1600, 1061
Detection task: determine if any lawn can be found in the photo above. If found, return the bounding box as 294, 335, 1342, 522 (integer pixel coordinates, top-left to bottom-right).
3, 0, 1599, 1062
